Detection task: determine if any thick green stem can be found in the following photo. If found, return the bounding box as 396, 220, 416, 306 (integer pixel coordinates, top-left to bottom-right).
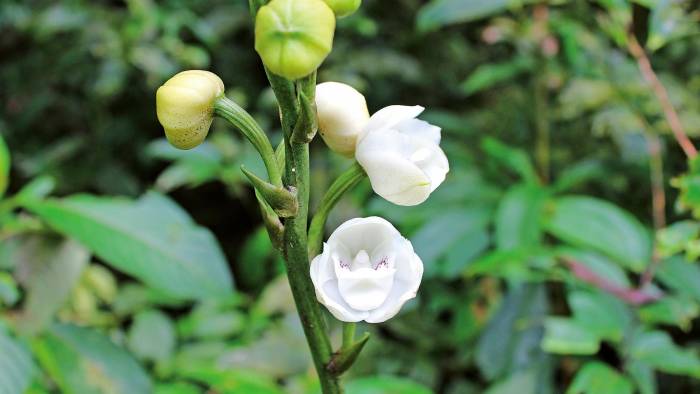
308, 162, 366, 258
276, 74, 341, 394
342, 323, 356, 350
214, 96, 282, 187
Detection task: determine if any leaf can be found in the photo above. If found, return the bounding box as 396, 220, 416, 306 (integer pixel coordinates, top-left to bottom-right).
0, 132, 10, 198
345, 375, 432, 394
180, 367, 283, 394
441, 229, 490, 278
558, 79, 615, 119
629, 330, 700, 378
127, 310, 176, 362
557, 249, 631, 288
545, 196, 651, 272
551, 160, 605, 193
568, 290, 630, 342
417, 0, 537, 32
33, 323, 151, 394
23, 192, 234, 299
495, 184, 547, 251
153, 382, 201, 394
476, 284, 548, 380
411, 207, 491, 278
177, 301, 246, 340
541, 318, 600, 355
566, 362, 633, 394
626, 361, 657, 394
481, 138, 539, 184
657, 221, 700, 259
638, 296, 699, 331
0, 272, 19, 306
484, 370, 537, 394
460, 57, 534, 96
13, 236, 89, 334
13, 176, 56, 205
0, 327, 36, 394
656, 256, 700, 303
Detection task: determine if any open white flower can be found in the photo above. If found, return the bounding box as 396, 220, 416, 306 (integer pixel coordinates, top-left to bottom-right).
315, 82, 370, 157
355, 105, 449, 206
310, 217, 423, 323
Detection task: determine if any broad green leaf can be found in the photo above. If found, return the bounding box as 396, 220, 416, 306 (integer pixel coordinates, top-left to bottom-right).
411, 207, 491, 278
127, 309, 176, 362
0, 328, 36, 394
552, 160, 604, 193
13, 176, 56, 205
177, 301, 246, 340
626, 361, 657, 394
481, 138, 539, 184
417, 0, 538, 32
346, 375, 432, 394
558, 79, 615, 119
476, 284, 548, 380
180, 367, 283, 394
568, 290, 630, 342
671, 156, 700, 218
460, 57, 534, 96
656, 257, 700, 303
545, 196, 651, 271
557, 249, 631, 288
484, 370, 537, 394
153, 382, 201, 394
155, 157, 222, 192
23, 192, 233, 299
639, 296, 699, 331
441, 229, 489, 278
0, 132, 9, 198
566, 362, 633, 394
13, 236, 89, 334
495, 184, 547, 250
33, 323, 151, 394
629, 330, 700, 378
541, 318, 600, 355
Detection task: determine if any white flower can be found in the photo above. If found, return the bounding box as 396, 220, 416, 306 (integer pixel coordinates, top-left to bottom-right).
310, 217, 423, 323
315, 82, 370, 157
355, 105, 449, 206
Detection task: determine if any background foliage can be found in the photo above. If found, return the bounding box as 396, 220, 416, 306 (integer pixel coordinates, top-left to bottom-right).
1, 0, 700, 393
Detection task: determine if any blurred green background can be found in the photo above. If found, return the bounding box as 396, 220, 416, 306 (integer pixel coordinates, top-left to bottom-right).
1, 0, 700, 393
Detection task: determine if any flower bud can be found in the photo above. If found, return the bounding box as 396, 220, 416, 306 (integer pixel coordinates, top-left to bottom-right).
255, 0, 336, 80
310, 217, 423, 323
355, 105, 449, 206
156, 70, 224, 150
315, 82, 369, 156
323, 0, 361, 18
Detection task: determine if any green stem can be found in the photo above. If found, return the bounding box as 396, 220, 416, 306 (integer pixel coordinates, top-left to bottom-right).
214, 96, 282, 187
308, 162, 366, 258
278, 74, 341, 394
342, 322, 356, 350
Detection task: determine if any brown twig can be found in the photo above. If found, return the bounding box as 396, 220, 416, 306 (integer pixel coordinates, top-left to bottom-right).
627, 34, 698, 158
564, 258, 662, 305
640, 133, 665, 287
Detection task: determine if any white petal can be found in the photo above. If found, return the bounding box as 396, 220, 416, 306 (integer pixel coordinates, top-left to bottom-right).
328, 216, 401, 254
361, 105, 424, 137
310, 246, 368, 322
365, 253, 424, 323
315, 82, 369, 157
395, 118, 442, 145
336, 267, 397, 311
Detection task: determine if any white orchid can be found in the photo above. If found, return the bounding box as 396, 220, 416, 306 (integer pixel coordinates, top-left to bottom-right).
355, 105, 449, 206
315, 81, 370, 157
310, 217, 423, 323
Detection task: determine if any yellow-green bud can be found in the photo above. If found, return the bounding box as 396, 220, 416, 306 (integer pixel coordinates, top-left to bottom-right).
255, 0, 335, 80
323, 0, 361, 17
156, 70, 224, 150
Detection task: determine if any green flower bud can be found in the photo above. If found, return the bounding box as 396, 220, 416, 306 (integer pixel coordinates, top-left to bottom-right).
255, 0, 335, 80
323, 0, 361, 17
156, 70, 224, 150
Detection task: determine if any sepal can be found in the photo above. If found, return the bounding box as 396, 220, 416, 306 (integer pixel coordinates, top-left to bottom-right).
241, 166, 298, 217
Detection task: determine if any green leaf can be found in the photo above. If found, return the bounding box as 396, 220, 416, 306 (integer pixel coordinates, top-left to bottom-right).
0, 272, 19, 306
629, 330, 700, 378
417, 0, 537, 32
0, 327, 36, 394
153, 382, 201, 394
460, 57, 534, 96
568, 290, 630, 342
545, 196, 651, 272
481, 138, 539, 184
180, 367, 283, 394
0, 132, 10, 198
484, 370, 537, 394
657, 221, 700, 259
495, 184, 547, 251
13, 236, 89, 334
411, 207, 491, 278
13, 176, 56, 205
566, 362, 633, 394
33, 323, 151, 394
23, 192, 234, 299
656, 257, 700, 303
626, 361, 657, 394
177, 301, 246, 340
345, 375, 432, 394
476, 284, 548, 380
557, 249, 631, 288
127, 309, 176, 362
541, 317, 600, 355
638, 296, 699, 331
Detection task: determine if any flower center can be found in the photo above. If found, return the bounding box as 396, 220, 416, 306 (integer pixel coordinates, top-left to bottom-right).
338, 250, 392, 271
